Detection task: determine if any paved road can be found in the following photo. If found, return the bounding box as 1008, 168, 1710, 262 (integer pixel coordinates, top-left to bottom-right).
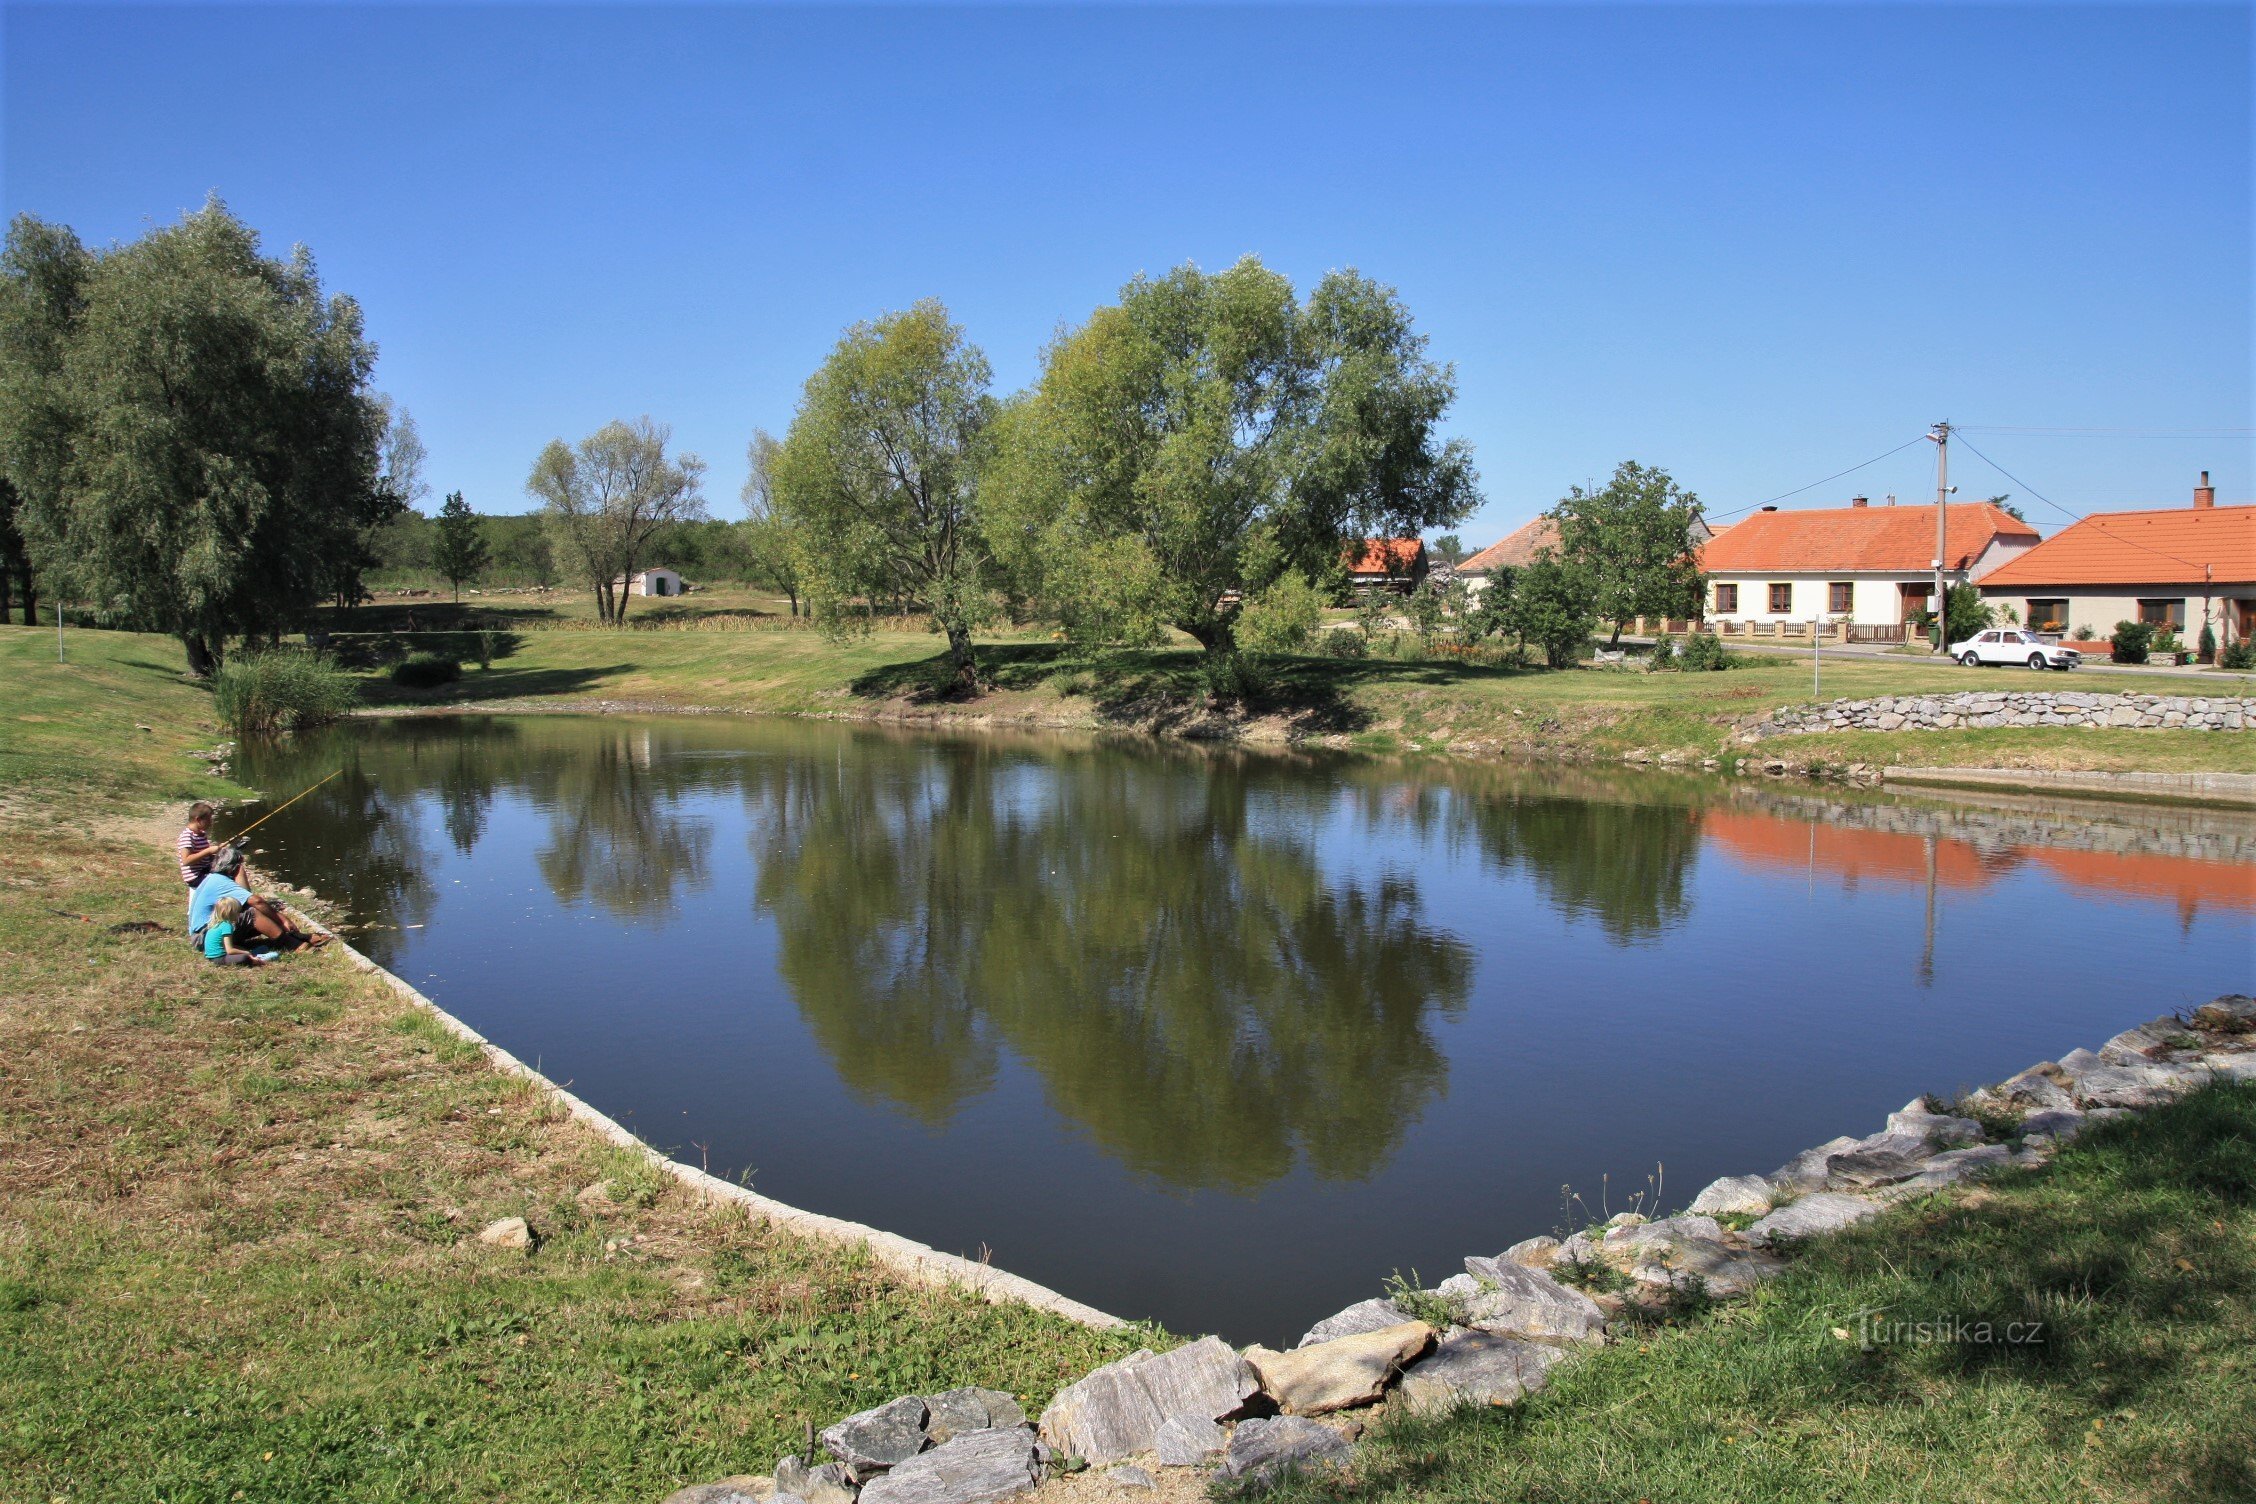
1626, 635, 2253, 686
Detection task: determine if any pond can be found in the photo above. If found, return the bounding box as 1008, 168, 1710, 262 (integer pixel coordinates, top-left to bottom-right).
235, 715, 2255, 1344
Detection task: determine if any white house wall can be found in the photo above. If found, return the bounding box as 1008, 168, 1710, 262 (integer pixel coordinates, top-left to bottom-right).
1976, 583, 2254, 641
1706, 571, 1952, 627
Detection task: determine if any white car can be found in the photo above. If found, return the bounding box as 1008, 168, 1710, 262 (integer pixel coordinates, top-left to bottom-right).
1950, 628, 2083, 671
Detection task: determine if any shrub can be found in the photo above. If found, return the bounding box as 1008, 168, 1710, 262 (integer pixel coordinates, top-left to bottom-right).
391, 654, 462, 688
1197, 651, 1264, 703
1321, 629, 1368, 660
2152, 627, 2184, 660
213, 649, 359, 735
1677, 631, 1728, 671
2198, 624, 2217, 663
2220, 638, 2256, 671
1235, 572, 1325, 657
2110, 621, 2153, 665
2072, 625, 2096, 641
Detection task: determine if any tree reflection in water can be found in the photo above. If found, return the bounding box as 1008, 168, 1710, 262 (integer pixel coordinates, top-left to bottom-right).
749, 739, 1474, 1189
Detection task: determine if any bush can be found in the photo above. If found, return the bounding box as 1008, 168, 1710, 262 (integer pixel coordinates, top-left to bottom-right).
2152, 627, 2184, 660
1677, 631, 1728, 671
1197, 651, 1264, 703
2220, 638, 2256, 671
213, 649, 359, 735
391, 654, 462, 688
1236, 572, 1325, 657
1321, 629, 1368, 660
2072, 625, 2096, 641
2110, 621, 2153, 665
2198, 624, 2217, 663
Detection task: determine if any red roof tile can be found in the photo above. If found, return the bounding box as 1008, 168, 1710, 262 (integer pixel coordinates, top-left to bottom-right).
1979, 505, 2256, 588
1343, 538, 1426, 575
1457, 517, 1558, 574
1697, 503, 2035, 574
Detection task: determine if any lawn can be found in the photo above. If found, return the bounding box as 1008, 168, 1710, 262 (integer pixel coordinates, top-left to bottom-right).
0, 625, 1151, 1503
297, 607, 2252, 775
1268, 1082, 2256, 1504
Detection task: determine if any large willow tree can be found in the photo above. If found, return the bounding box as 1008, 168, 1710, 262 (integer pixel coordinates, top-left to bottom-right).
987, 256, 1481, 654
0, 200, 390, 674
773, 300, 997, 688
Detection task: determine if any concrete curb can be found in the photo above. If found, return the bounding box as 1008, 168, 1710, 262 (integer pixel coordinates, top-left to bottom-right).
317, 928, 1131, 1331
1881, 766, 2256, 809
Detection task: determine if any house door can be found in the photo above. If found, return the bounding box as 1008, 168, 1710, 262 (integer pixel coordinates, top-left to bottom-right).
1897, 582, 1932, 621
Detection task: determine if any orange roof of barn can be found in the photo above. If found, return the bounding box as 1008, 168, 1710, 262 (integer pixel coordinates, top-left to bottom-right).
1697, 503, 2036, 574
1980, 505, 2256, 588
1344, 538, 1426, 574
1457, 517, 1559, 574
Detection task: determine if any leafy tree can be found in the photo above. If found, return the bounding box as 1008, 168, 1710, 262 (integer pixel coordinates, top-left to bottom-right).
1403, 578, 1449, 649
988, 257, 1478, 655
773, 301, 998, 687
2109, 620, 2153, 665
527, 417, 707, 626
1505, 554, 1598, 667
1987, 493, 2026, 523
431, 490, 491, 600
6, 201, 385, 674
1551, 460, 1706, 646
0, 214, 91, 627
740, 427, 807, 617
1431, 533, 1467, 567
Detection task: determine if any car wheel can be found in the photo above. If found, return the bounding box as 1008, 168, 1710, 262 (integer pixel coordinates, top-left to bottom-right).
2027, 653, 2048, 670
1958, 651, 1980, 667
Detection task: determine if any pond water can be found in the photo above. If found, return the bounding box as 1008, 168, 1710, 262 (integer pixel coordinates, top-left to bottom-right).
235, 716, 2255, 1344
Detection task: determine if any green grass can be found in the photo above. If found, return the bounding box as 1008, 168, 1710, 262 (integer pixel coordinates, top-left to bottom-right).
1266, 1083, 2256, 1504
8, 622, 2249, 787
0, 625, 1154, 1502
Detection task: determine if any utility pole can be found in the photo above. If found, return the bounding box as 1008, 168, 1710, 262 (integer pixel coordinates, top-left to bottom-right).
1927, 420, 1952, 652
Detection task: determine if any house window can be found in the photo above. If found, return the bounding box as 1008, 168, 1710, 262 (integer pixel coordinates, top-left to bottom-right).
1828, 582, 1853, 615
2026, 599, 2068, 633
2137, 598, 2186, 628
1767, 583, 1793, 614
1714, 582, 1739, 614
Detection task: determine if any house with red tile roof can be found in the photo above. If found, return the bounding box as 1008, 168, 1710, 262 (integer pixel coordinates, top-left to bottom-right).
1456, 513, 1719, 594
1342, 537, 1428, 593
1978, 473, 2253, 647
1695, 495, 2038, 633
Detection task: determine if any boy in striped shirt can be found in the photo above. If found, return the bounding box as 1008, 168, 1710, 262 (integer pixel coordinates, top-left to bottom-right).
178, 801, 221, 886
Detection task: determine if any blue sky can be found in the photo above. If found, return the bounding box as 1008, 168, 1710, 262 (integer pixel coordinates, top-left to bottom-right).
5, 3, 2249, 544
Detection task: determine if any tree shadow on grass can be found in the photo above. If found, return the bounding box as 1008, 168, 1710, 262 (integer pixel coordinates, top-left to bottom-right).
355, 663, 639, 710
848, 643, 1553, 740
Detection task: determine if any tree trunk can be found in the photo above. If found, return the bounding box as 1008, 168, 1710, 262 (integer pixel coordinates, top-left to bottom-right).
1184, 617, 1236, 655
1608, 619, 1624, 648
183, 633, 218, 679
0, 562, 11, 623
12, 565, 29, 627
786, 586, 799, 618
944, 622, 979, 691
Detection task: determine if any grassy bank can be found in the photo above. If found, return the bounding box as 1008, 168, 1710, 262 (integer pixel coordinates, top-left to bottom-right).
0, 627, 1149, 1502
1271, 1082, 2256, 1504
315, 607, 2253, 775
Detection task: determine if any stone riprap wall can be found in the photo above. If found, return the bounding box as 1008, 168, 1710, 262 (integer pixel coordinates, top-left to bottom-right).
661, 993, 2256, 1504
1743, 691, 2253, 741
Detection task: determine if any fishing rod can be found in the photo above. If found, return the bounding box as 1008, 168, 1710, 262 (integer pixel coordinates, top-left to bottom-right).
221, 768, 343, 846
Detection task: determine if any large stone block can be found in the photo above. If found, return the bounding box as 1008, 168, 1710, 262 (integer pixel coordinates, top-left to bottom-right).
1244, 1321, 1434, 1415
1217, 1416, 1352, 1489
858, 1428, 1043, 1504
1296, 1298, 1415, 1349
1397, 1329, 1567, 1413
1037, 1337, 1255, 1465
823, 1396, 931, 1481
1457, 1257, 1607, 1343
1748, 1192, 1882, 1245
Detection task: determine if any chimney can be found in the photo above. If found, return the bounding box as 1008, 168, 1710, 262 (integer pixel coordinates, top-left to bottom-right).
1851, 495, 1868, 508
2194, 470, 2215, 510
1885, 493, 1897, 506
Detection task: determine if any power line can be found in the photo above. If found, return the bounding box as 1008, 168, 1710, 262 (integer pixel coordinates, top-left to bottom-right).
1709, 434, 1929, 522
1957, 425, 2253, 438
1951, 434, 2210, 575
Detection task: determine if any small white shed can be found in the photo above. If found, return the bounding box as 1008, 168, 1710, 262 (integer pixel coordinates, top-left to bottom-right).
620, 568, 683, 598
